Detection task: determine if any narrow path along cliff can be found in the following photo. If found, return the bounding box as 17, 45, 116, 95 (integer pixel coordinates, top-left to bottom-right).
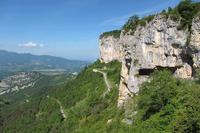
47, 96, 67, 121
93, 69, 112, 96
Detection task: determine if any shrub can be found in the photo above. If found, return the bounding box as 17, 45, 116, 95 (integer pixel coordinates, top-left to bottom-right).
138, 70, 178, 120
100, 30, 121, 39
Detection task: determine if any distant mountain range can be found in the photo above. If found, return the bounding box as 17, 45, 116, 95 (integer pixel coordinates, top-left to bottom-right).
0, 50, 89, 73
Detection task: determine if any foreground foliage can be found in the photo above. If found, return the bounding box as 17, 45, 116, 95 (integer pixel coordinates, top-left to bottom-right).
131, 70, 200, 132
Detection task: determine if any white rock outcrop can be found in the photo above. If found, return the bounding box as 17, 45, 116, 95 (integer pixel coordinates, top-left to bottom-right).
174, 63, 192, 79
99, 36, 122, 63
191, 16, 200, 50
99, 15, 200, 107
191, 16, 200, 68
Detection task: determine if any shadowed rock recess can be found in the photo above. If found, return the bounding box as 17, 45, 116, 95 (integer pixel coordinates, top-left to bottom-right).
99, 14, 200, 107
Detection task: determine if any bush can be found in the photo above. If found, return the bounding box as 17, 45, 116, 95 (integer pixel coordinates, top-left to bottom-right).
100, 30, 121, 39
132, 70, 200, 132
167, 0, 200, 30
123, 15, 155, 34
138, 70, 178, 120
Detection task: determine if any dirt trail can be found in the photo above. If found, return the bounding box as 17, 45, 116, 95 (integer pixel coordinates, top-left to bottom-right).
93, 69, 112, 95
47, 96, 67, 120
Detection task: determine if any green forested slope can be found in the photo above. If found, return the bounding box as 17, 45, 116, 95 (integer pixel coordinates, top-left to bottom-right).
1, 61, 200, 132
0, 74, 70, 132
1, 61, 124, 133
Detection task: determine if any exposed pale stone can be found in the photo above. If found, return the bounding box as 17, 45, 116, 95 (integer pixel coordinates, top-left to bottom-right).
191, 16, 200, 68
99, 14, 200, 107
174, 63, 192, 79
107, 119, 112, 125
128, 15, 187, 69
193, 52, 200, 68
99, 36, 122, 63
117, 15, 188, 107
117, 63, 132, 107
191, 16, 200, 50
122, 118, 133, 125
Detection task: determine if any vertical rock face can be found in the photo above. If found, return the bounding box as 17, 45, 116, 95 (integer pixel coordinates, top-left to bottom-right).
127, 15, 187, 69
118, 15, 190, 107
191, 16, 200, 68
99, 36, 122, 63
99, 15, 200, 107
191, 16, 200, 50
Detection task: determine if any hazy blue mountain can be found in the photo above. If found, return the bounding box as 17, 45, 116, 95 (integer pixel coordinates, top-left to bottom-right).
0, 50, 89, 74
0, 50, 88, 71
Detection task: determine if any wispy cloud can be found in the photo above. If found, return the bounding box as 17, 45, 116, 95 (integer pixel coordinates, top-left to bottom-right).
100, 9, 154, 27
18, 42, 44, 48
101, 0, 174, 27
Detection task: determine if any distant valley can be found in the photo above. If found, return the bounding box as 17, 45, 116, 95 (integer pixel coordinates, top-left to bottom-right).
0, 49, 88, 102
0, 50, 89, 79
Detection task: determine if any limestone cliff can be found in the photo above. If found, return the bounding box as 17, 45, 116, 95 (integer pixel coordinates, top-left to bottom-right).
191, 16, 200, 68
99, 36, 122, 63
99, 14, 200, 107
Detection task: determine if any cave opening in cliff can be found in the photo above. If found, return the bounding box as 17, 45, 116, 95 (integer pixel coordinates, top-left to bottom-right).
156, 66, 178, 73
138, 67, 178, 76
139, 69, 155, 75
180, 51, 194, 67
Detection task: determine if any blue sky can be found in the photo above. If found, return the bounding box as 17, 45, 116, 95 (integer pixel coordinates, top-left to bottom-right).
0, 0, 181, 61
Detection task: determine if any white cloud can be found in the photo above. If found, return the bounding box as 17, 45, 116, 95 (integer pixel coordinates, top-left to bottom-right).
18, 42, 44, 48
